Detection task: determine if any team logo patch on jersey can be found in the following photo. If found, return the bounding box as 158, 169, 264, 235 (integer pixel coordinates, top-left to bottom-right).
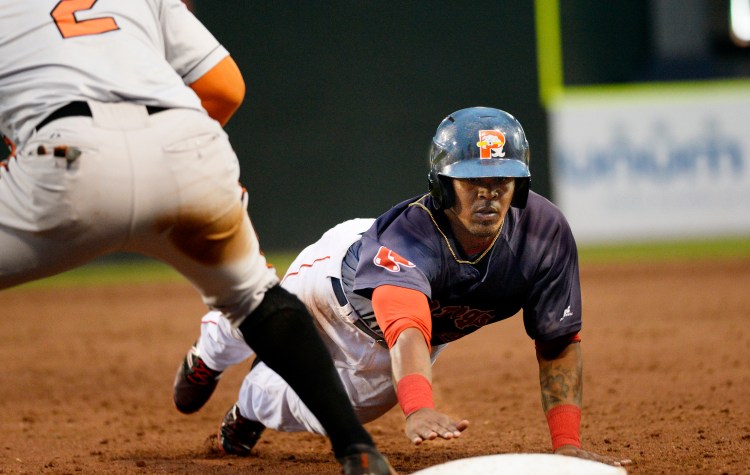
373, 246, 415, 272
477, 130, 506, 159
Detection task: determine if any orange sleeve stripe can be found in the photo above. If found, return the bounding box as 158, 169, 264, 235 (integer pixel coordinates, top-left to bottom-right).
189, 56, 245, 126
372, 285, 432, 350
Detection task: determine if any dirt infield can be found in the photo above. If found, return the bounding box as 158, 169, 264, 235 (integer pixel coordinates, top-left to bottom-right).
1, 259, 748, 474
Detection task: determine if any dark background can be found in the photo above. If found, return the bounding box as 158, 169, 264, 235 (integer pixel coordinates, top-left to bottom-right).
192, 1, 548, 251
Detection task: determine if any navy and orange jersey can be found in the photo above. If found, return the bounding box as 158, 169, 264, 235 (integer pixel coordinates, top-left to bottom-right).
340, 191, 582, 346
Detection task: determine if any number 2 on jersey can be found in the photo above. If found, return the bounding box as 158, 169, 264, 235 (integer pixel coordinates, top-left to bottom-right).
51, 0, 119, 38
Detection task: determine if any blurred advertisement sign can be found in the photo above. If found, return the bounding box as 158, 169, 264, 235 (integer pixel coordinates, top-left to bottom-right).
550, 89, 750, 244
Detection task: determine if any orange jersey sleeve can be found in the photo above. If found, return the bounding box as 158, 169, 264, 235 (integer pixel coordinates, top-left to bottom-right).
189, 56, 245, 126
372, 285, 432, 350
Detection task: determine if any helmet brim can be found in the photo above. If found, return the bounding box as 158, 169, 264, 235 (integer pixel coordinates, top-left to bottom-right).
441, 158, 530, 178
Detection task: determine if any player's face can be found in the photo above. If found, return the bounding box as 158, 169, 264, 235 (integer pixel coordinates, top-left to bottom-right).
446, 177, 515, 248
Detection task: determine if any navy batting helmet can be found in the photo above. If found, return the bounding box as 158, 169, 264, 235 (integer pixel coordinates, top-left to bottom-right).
428, 107, 531, 209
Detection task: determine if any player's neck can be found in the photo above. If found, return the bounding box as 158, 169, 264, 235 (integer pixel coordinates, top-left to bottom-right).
445, 213, 503, 258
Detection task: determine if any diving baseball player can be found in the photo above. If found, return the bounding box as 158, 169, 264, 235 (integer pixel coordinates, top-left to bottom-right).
175, 107, 631, 467
0, 2, 394, 473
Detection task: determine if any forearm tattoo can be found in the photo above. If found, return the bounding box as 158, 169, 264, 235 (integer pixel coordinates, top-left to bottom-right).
538, 344, 582, 411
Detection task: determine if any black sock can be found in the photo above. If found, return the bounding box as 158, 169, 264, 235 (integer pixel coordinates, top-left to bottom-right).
238, 284, 375, 458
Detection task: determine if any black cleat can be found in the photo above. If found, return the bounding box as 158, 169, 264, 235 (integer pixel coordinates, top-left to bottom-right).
337, 444, 396, 475
173, 343, 222, 414
218, 404, 266, 456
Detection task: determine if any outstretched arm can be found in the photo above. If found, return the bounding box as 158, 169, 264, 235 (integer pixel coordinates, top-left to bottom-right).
537, 337, 630, 467
390, 328, 469, 445
373, 285, 469, 445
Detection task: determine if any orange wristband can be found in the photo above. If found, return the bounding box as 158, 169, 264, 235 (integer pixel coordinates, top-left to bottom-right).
546, 404, 581, 450
396, 373, 435, 417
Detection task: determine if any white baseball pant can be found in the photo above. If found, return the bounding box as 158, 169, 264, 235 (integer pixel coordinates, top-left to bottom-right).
196, 218, 447, 434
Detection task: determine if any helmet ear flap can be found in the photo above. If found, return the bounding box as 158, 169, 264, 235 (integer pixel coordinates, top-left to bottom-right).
428, 171, 439, 199
439, 175, 455, 209
428, 172, 455, 209
427, 171, 442, 207
511, 177, 530, 208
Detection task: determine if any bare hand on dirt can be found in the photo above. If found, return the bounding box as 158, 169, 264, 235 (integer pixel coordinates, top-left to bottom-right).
404, 408, 470, 445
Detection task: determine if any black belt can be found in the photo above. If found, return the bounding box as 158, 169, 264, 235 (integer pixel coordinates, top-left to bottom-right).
331, 277, 388, 348
36, 101, 169, 131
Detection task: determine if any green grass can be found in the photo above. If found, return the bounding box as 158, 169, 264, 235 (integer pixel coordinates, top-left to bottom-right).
6, 237, 749, 291
9, 251, 301, 291
578, 236, 750, 264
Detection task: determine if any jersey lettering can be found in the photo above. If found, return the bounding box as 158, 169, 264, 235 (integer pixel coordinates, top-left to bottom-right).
51, 0, 119, 39
432, 303, 495, 330
373, 246, 415, 273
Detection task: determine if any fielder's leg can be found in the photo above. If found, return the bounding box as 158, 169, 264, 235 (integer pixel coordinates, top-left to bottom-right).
237, 284, 376, 460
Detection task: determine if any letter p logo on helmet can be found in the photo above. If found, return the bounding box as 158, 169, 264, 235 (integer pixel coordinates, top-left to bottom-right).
477, 130, 506, 159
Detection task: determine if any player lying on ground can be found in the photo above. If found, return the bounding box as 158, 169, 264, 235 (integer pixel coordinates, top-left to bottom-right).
173, 107, 631, 467
0, 2, 393, 473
